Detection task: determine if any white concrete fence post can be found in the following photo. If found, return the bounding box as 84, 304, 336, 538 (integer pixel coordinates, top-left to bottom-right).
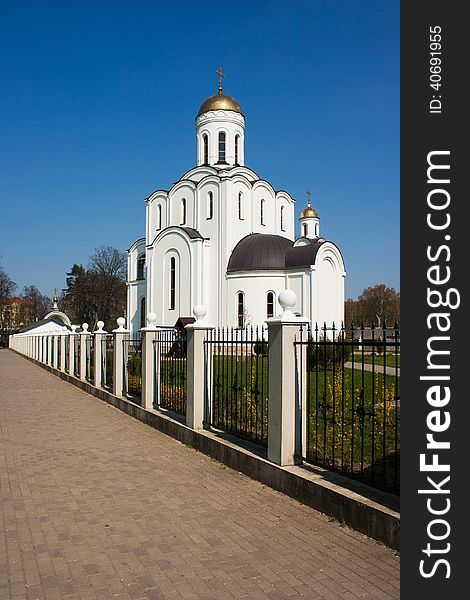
79, 323, 90, 382
113, 317, 129, 398
140, 312, 158, 410
60, 328, 67, 372
186, 305, 214, 430
53, 334, 59, 369
42, 335, 47, 365
266, 290, 309, 466
93, 321, 107, 388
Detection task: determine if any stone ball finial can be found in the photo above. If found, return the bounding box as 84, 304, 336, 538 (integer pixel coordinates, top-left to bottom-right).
81, 323, 89, 332
95, 321, 105, 333
146, 312, 157, 328
278, 289, 297, 317
71, 324, 79, 333
193, 304, 207, 321
117, 317, 125, 328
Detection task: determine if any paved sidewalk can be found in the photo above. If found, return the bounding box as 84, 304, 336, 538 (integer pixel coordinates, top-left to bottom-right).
0, 350, 399, 600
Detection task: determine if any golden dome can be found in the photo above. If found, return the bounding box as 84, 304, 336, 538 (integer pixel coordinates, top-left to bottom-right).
300, 206, 318, 219
197, 93, 244, 117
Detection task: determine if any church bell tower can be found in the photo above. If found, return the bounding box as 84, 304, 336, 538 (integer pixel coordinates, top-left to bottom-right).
299, 191, 320, 239
196, 67, 245, 168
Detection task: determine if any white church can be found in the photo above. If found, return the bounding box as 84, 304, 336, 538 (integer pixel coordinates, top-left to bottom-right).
127, 71, 345, 333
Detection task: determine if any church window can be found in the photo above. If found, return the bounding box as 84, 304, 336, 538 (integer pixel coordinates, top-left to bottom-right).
169, 257, 176, 310
137, 254, 145, 280
267, 292, 275, 318
203, 134, 209, 165
207, 192, 213, 219
181, 198, 186, 225
157, 204, 162, 230
238, 192, 243, 220
280, 206, 285, 231
261, 199, 265, 225
140, 297, 146, 329
218, 132, 226, 163
235, 135, 239, 165
303, 223, 308, 237
237, 292, 244, 328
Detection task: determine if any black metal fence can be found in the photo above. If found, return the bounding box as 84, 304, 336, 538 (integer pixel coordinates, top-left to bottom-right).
74, 336, 80, 377
153, 329, 186, 416
101, 335, 113, 389
64, 336, 69, 372
123, 336, 142, 401
204, 327, 268, 445
296, 322, 400, 494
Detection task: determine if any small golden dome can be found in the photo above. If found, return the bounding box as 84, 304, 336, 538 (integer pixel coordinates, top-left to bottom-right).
197, 93, 244, 117
300, 190, 319, 219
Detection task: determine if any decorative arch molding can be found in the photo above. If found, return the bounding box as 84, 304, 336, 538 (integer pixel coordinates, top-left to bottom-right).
148, 225, 205, 251
314, 242, 346, 276
43, 310, 72, 328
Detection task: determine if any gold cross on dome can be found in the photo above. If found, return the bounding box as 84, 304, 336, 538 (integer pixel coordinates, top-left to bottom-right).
216, 66, 224, 94
307, 189, 311, 207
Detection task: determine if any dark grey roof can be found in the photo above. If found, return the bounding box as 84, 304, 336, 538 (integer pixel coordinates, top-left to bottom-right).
227, 234, 293, 272
17, 317, 70, 334
181, 227, 204, 239
285, 239, 325, 269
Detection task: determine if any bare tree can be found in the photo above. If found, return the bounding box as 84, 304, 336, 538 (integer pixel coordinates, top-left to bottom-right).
63, 247, 127, 330
22, 285, 51, 321
0, 262, 16, 299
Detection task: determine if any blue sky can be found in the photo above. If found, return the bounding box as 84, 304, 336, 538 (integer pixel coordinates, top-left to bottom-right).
0, 0, 399, 300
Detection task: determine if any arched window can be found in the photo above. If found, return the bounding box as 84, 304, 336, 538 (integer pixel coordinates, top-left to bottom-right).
280, 206, 285, 231
238, 192, 243, 220
235, 135, 239, 165
266, 292, 275, 318
303, 223, 308, 237
207, 192, 213, 219
237, 292, 244, 328
203, 134, 209, 165
181, 198, 186, 225
136, 254, 145, 280
261, 199, 265, 225
140, 297, 146, 329
218, 131, 226, 163
315, 223, 319, 236
157, 204, 162, 230
169, 257, 176, 310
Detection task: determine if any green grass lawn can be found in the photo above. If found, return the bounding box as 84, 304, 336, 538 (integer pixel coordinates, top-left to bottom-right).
353, 352, 400, 368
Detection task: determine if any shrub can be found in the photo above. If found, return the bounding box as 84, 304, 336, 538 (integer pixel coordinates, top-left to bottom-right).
252, 341, 268, 356
307, 336, 352, 370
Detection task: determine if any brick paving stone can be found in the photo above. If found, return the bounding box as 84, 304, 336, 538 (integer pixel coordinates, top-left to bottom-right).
0, 350, 400, 599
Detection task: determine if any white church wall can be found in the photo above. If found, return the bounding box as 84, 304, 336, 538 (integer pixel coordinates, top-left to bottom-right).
147, 229, 204, 326
252, 181, 276, 233
226, 272, 286, 328
286, 273, 306, 317
146, 191, 167, 244
311, 243, 346, 329
168, 182, 196, 229
196, 178, 220, 236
